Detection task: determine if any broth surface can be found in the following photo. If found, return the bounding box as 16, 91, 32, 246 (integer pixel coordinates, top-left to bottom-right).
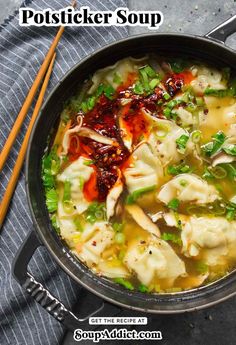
42, 56, 236, 293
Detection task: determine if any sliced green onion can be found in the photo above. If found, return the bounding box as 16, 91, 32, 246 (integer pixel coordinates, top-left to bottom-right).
126, 185, 156, 204
139, 68, 150, 92
104, 85, 115, 99
63, 180, 71, 202
209, 166, 227, 179
133, 81, 144, 95
163, 92, 171, 100
161, 232, 182, 245
63, 200, 74, 214
191, 130, 202, 143
144, 65, 156, 77
81, 101, 88, 113
74, 217, 83, 232
196, 97, 204, 106
163, 107, 171, 117
114, 278, 134, 290
149, 78, 159, 89
167, 163, 191, 176
201, 131, 226, 157
115, 232, 126, 244
113, 72, 122, 85
83, 159, 94, 166
176, 134, 189, 154
222, 144, 236, 156
112, 222, 124, 232
167, 198, 180, 211
96, 83, 104, 97
196, 261, 208, 274
138, 284, 149, 293
226, 206, 236, 221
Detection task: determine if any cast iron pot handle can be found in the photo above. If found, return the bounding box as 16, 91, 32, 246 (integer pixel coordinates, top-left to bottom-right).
12, 230, 118, 331
205, 15, 236, 44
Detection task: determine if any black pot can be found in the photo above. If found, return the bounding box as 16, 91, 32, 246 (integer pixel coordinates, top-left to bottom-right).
13, 16, 236, 331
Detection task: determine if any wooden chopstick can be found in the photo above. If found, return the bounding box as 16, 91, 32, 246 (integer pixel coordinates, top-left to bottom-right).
0, 53, 56, 229
0, 26, 64, 173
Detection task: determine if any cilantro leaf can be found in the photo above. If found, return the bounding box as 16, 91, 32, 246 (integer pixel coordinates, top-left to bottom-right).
46, 189, 58, 213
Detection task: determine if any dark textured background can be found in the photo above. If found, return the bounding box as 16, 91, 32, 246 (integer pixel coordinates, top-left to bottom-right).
1, 1, 236, 344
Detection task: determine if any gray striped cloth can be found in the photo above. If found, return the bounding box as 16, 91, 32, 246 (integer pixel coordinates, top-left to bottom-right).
0, 1, 128, 344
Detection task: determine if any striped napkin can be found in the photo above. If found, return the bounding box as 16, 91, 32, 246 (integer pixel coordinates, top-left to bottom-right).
0, 1, 128, 344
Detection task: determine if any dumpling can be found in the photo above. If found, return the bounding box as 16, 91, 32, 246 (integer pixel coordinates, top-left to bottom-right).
124, 236, 186, 286
191, 66, 226, 94
202, 98, 236, 137
124, 142, 163, 193
57, 156, 93, 214
174, 107, 194, 127
144, 113, 192, 166
97, 261, 130, 279
61, 123, 117, 155
57, 201, 77, 240
76, 222, 114, 266
157, 173, 219, 205
180, 216, 236, 266
88, 57, 147, 93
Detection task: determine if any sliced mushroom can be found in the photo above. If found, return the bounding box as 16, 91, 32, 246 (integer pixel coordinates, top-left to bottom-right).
106, 170, 123, 220
126, 204, 161, 237
61, 122, 118, 155
61, 124, 82, 155
78, 127, 118, 146
212, 152, 236, 167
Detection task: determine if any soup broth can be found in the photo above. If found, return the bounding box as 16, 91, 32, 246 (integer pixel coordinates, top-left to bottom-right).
42, 56, 236, 293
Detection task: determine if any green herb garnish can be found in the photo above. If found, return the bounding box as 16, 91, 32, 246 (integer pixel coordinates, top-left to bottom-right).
196, 261, 208, 274
42, 147, 60, 190
161, 232, 182, 246
167, 198, 180, 211
113, 72, 122, 85
223, 144, 236, 156
169, 59, 188, 73
126, 185, 156, 204
74, 217, 84, 232
63, 180, 71, 203
85, 202, 106, 224
133, 81, 144, 95
176, 134, 189, 154
83, 159, 95, 166
138, 284, 149, 293
167, 163, 191, 176
112, 222, 124, 232
204, 87, 236, 98
201, 131, 226, 157
114, 278, 134, 290
46, 189, 58, 213
51, 214, 60, 234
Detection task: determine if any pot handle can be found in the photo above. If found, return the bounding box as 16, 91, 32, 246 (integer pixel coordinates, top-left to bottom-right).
205, 15, 236, 44
12, 230, 120, 331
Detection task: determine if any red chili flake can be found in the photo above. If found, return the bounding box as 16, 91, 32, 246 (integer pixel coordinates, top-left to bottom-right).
165, 74, 184, 96
92, 241, 97, 246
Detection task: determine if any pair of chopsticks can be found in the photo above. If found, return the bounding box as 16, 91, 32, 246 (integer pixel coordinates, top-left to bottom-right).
0, 26, 65, 229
